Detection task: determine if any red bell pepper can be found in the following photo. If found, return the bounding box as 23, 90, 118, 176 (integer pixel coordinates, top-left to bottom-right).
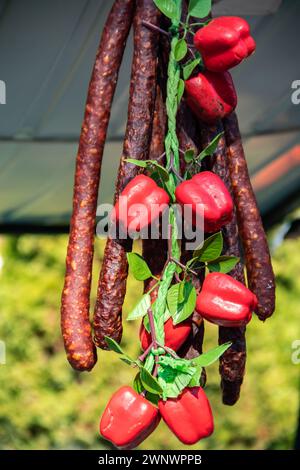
100, 386, 160, 449
185, 70, 237, 124
196, 272, 258, 327
158, 387, 214, 445
113, 175, 169, 232
140, 317, 192, 352
175, 171, 233, 233
194, 16, 256, 72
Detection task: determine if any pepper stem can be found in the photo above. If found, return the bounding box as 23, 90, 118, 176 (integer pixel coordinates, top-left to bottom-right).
142, 20, 170, 37
148, 307, 158, 348
171, 257, 198, 277
138, 342, 153, 363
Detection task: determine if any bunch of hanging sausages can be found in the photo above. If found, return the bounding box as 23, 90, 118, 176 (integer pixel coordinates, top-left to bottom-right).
61, 0, 275, 406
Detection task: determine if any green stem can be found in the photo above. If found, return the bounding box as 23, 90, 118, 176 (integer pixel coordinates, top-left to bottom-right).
170, 257, 198, 276
148, 1, 183, 353
189, 22, 206, 27
165, 36, 181, 178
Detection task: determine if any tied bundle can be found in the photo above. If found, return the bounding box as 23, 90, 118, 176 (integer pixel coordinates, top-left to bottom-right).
61, 0, 275, 449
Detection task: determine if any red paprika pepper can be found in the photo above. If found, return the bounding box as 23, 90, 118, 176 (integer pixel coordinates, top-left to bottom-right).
113, 175, 169, 232
194, 16, 256, 72
185, 71, 237, 124
196, 272, 258, 327
140, 317, 192, 352
158, 387, 214, 445
175, 171, 233, 233
100, 386, 160, 449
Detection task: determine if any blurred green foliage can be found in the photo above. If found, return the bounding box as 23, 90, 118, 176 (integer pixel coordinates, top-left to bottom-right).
0, 234, 299, 450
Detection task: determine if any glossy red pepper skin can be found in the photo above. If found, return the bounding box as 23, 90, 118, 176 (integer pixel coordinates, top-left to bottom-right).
113, 175, 169, 232
175, 171, 233, 233
185, 71, 237, 124
196, 272, 258, 327
140, 317, 192, 352
194, 16, 256, 72
158, 387, 214, 445
100, 386, 160, 449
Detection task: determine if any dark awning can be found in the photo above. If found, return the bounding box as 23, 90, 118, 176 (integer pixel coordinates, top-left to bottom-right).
0, 0, 299, 231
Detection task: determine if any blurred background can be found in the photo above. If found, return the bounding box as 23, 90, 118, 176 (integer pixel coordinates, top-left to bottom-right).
0, 0, 300, 450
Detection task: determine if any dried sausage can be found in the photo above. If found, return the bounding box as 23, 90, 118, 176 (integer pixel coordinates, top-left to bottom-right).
143, 83, 168, 294
202, 123, 246, 404
223, 112, 275, 321
61, 0, 134, 371
93, 0, 160, 349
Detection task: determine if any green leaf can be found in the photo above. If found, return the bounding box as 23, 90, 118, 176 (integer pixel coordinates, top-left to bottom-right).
124, 159, 169, 184
145, 392, 159, 406
184, 169, 193, 180
183, 58, 201, 80
127, 253, 153, 281
133, 374, 161, 406
184, 148, 195, 163
158, 356, 196, 399
167, 283, 183, 315
124, 158, 147, 167
153, 0, 179, 21
164, 305, 172, 323
188, 0, 211, 18
193, 232, 223, 262
144, 353, 155, 372
175, 264, 183, 274
104, 336, 125, 355
186, 256, 198, 268
192, 342, 232, 368
149, 170, 160, 185
149, 171, 171, 197
173, 282, 197, 325
174, 38, 188, 62
158, 370, 193, 399
105, 336, 137, 366
208, 256, 240, 274
127, 293, 151, 321
167, 281, 197, 324
146, 160, 169, 182
140, 367, 163, 395
188, 364, 202, 387
134, 371, 160, 405
177, 79, 185, 104
178, 281, 186, 303
159, 355, 192, 372
119, 357, 136, 366
197, 132, 224, 161
143, 315, 150, 333
133, 372, 144, 394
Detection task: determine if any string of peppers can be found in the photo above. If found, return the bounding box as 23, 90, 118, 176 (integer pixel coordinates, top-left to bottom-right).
101, 0, 259, 449
128, 0, 234, 391
104, 0, 235, 402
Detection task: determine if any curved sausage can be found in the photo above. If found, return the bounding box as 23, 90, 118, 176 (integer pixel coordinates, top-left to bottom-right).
223, 112, 275, 321
143, 83, 168, 294
93, 0, 160, 349
202, 123, 246, 405
61, 0, 135, 371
